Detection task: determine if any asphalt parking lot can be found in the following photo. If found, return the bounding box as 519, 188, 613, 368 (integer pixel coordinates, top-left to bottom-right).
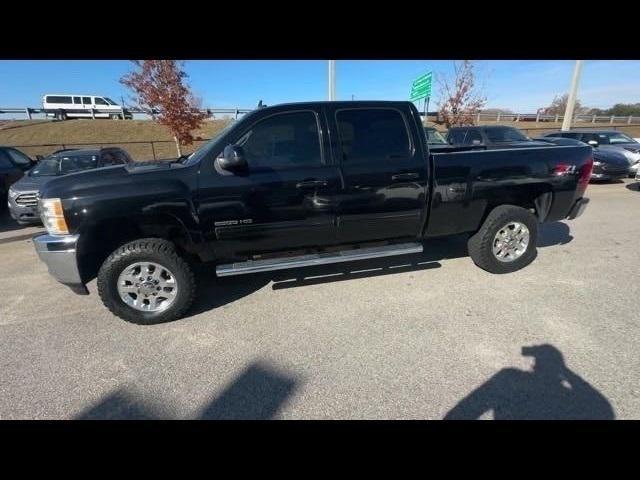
1, 180, 639, 419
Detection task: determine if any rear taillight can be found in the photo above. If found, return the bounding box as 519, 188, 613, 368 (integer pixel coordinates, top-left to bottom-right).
577, 155, 593, 196
579, 155, 593, 185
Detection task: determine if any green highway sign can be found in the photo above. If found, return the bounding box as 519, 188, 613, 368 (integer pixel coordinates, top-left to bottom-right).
410, 72, 432, 102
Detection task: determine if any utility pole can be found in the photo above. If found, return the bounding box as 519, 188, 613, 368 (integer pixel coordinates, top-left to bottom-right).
328, 60, 336, 101
561, 60, 584, 131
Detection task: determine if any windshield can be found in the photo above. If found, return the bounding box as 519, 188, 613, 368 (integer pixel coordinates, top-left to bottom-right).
604, 132, 636, 144
182, 119, 241, 166
485, 127, 530, 143
425, 128, 447, 144
30, 154, 98, 177
104, 97, 118, 106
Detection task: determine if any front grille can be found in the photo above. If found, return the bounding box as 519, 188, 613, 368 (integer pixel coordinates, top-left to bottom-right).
15, 192, 39, 207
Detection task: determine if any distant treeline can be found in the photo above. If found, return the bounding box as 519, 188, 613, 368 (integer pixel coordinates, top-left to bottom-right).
588, 103, 640, 116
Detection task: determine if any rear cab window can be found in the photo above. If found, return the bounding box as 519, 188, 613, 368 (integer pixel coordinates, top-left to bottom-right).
484, 127, 529, 143
447, 128, 467, 145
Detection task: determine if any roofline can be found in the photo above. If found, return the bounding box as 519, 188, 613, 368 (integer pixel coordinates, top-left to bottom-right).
43, 94, 112, 97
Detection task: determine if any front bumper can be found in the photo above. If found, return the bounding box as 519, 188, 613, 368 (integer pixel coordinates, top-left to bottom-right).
33, 234, 89, 295
590, 172, 628, 181
566, 197, 589, 220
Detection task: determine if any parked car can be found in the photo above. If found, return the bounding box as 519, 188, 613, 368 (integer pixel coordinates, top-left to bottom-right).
33, 101, 593, 325
8, 147, 133, 224
543, 130, 640, 177
1, 146, 36, 211
42, 94, 133, 120
535, 136, 630, 182
424, 127, 448, 145
446, 125, 551, 149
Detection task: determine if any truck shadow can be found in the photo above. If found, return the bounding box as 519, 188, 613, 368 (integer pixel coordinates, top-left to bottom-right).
538, 221, 573, 247
75, 361, 299, 420
188, 226, 572, 317
626, 181, 639, 191
187, 235, 468, 317
444, 344, 615, 420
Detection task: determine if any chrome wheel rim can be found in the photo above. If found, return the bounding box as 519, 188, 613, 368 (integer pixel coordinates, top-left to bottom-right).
117, 262, 178, 312
492, 222, 530, 263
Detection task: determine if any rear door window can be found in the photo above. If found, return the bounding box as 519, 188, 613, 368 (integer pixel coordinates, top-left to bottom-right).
335, 108, 411, 162
82, 97, 92, 105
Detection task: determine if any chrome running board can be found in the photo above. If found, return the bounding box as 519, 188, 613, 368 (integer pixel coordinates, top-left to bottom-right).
216, 242, 424, 277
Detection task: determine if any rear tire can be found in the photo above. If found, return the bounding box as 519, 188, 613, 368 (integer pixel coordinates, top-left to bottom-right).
97, 238, 196, 325
467, 205, 538, 274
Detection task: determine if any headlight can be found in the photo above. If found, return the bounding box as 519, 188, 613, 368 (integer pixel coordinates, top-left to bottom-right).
8, 188, 20, 199
622, 150, 640, 163
593, 161, 603, 166
39, 198, 69, 235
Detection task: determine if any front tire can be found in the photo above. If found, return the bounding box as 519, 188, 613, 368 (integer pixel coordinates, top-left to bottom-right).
467, 205, 538, 274
97, 238, 195, 325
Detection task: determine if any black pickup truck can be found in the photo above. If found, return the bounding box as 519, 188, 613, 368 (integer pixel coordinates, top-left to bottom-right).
33, 101, 593, 325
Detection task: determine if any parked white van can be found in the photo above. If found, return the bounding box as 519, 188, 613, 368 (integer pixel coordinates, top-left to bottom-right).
42, 94, 133, 120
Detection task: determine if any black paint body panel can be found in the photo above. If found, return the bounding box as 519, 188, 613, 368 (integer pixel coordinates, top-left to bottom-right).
38, 101, 593, 266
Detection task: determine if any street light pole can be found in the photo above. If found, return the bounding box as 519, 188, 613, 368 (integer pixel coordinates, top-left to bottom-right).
328, 60, 336, 101
561, 60, 584, 131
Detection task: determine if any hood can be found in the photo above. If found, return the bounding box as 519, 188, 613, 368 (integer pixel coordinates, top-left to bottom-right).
593, 148, 630, 167
39, 161, 189, 200
9, 173, 52, 192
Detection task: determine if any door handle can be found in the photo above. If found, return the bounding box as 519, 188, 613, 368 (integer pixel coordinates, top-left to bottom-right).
391, 172, 419, 181
296, 179, 328, 189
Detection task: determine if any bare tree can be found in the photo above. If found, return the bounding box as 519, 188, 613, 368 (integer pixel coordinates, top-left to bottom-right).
543, 94, 590, 116
121, 60, 207, 157
437, 60, 486, 127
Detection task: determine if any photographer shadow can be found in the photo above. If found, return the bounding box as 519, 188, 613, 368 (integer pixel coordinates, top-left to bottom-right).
444, 344, 615, 420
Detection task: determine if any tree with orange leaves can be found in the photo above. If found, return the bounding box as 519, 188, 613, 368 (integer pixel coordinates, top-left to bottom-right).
121, 60, 207, 157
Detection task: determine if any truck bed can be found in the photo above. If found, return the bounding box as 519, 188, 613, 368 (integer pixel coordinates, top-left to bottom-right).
424, 144, 593, 238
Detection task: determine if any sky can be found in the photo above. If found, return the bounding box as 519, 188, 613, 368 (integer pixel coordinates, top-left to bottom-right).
1, 60, 639, 115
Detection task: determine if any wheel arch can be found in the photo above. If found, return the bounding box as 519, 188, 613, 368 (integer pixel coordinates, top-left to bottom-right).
76, 212, 207, 284
477, 183, 554, 231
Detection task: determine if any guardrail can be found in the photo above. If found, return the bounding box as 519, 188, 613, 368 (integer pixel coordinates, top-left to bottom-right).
3, 106, 639, 124
0, 107, 253, 120
423, 111, 640, 124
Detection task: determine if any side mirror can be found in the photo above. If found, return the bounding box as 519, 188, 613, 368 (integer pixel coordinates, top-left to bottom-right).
587, 140, 599, 148
217, 144, 247, 171
35, 155, 43, 163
